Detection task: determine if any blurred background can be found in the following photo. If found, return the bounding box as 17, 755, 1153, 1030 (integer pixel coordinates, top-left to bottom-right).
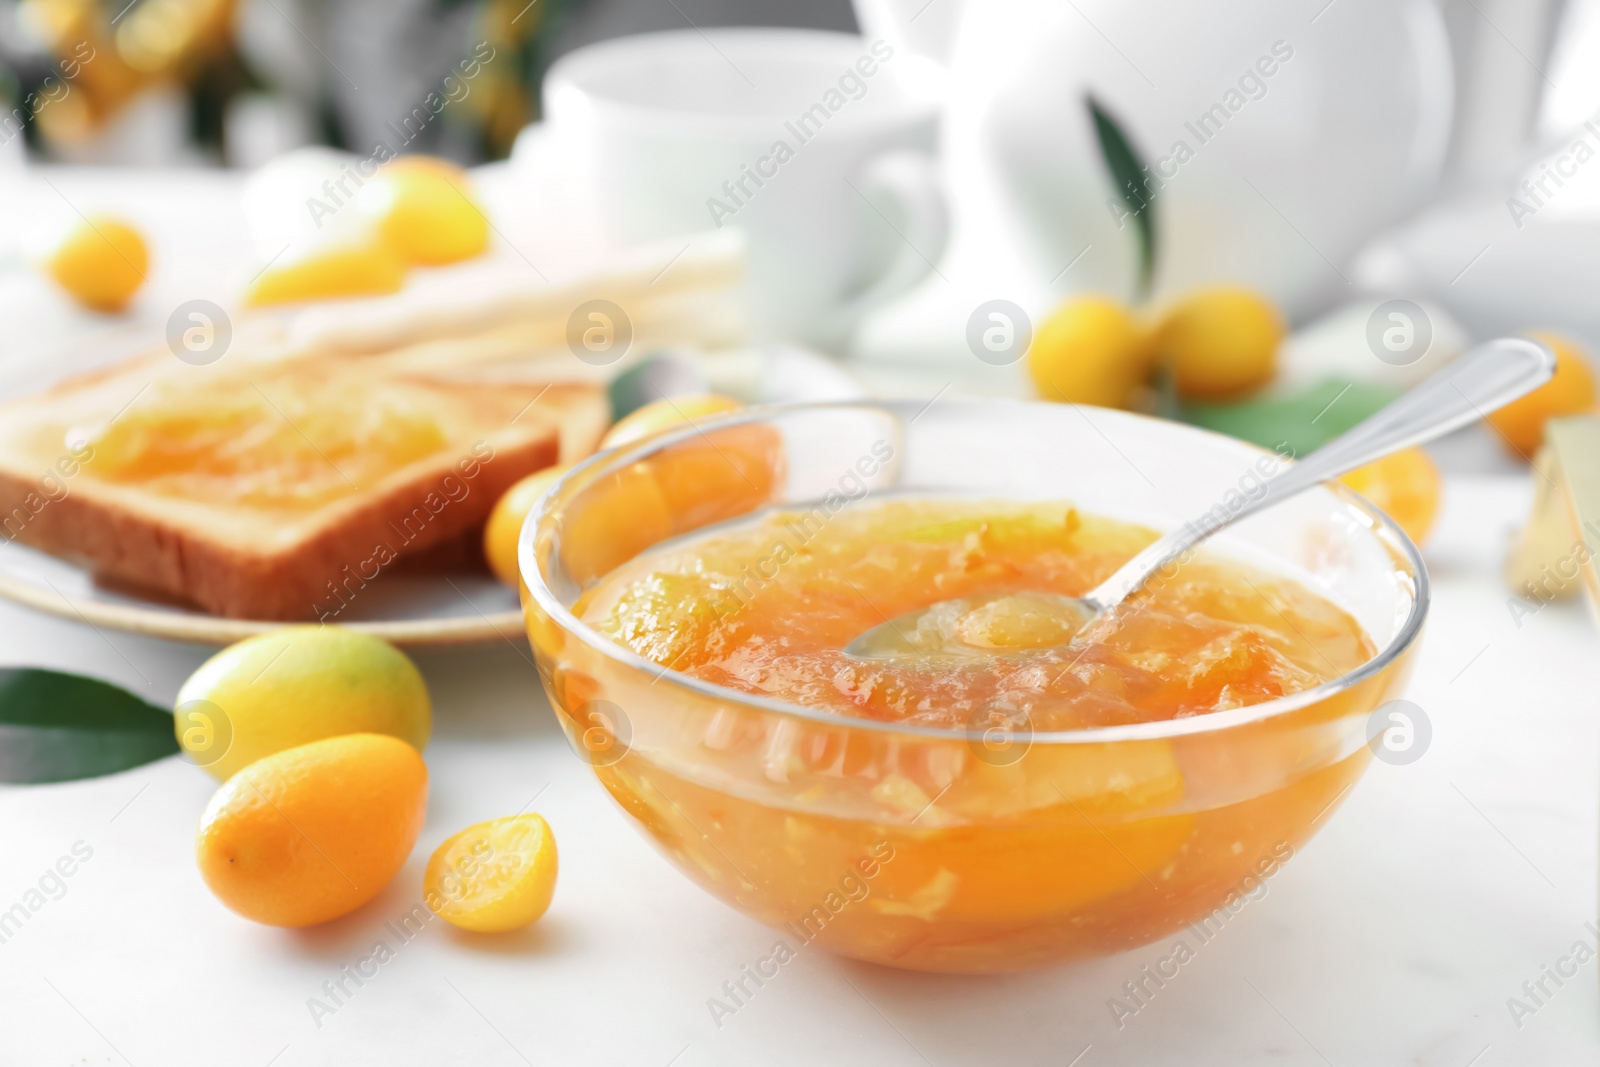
6, 0, 1600, 469
0, 0, 858, 167
4, 0, 1600, 340
3, 0, 1593, 178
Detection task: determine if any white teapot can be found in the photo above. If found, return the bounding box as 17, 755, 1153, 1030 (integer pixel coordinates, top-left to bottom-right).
866, 0, 1456, 322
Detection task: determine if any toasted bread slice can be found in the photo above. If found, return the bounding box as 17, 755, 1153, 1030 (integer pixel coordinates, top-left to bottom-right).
277, 229, 745, 357
0, 353, 607, 620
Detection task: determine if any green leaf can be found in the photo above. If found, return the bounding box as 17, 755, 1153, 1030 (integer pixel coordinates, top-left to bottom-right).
0, 669, 177, 784
607, 353, 709, 421
1086, 94, 1157, 301
1179, 378, 1400, 456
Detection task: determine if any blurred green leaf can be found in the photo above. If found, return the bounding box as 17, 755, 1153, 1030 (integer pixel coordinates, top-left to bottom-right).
0, 669, 176, 784
1087, 94, 1156, 300
607, 353, 709, 421
1179, 378, 1400, 456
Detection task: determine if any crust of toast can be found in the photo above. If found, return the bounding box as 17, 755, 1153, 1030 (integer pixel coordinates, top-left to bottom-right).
0, 356, 608, 620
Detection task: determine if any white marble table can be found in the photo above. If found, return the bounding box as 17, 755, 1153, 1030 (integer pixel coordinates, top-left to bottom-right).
0, 474, 1595, 1066
0, 162, 1595, 1064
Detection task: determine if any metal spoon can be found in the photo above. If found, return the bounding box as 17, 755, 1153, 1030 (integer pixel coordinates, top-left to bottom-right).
845, 336, 1556, 661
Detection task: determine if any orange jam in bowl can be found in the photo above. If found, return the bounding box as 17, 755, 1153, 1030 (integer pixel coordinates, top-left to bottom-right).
522, 402, 1425, 973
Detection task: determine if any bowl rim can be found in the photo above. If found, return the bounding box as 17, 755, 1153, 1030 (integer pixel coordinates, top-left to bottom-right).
520, 398, 1429, 745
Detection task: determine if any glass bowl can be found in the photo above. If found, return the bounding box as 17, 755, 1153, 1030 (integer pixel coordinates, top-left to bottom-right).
519, 400, 1426, 973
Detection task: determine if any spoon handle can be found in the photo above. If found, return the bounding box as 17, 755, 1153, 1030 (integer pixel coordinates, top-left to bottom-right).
1084, 336, 1557, 612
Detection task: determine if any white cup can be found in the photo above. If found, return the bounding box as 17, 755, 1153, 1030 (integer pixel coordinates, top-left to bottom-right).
542, 29, 948, 350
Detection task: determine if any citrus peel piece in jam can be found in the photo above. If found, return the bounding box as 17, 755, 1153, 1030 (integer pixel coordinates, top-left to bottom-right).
866, 808, 1196, 925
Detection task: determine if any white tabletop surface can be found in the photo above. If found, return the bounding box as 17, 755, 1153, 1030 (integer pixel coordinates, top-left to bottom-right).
0, 164, 1596, 1065
0, 473, 1595, 1067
